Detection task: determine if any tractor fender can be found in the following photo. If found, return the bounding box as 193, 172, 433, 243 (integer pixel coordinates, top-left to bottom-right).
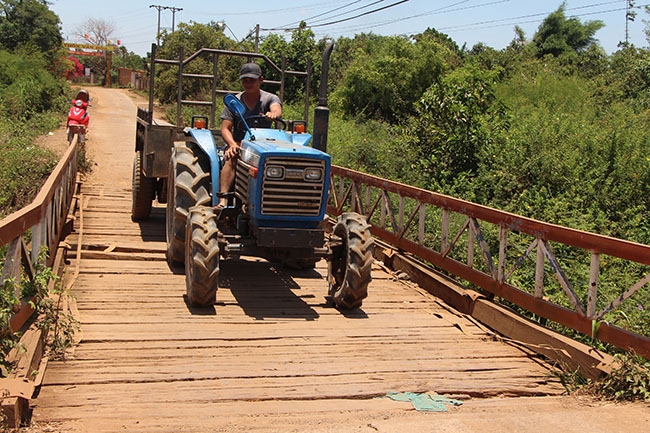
189, 129, 222, 206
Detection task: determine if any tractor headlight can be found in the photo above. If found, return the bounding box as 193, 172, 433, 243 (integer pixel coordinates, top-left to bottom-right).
265, 165, 284, 179
304, 168, 323, 181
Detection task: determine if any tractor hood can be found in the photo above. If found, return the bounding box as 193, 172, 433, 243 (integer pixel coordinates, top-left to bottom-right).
240, 129, 330, 168
245, 128, 313, 149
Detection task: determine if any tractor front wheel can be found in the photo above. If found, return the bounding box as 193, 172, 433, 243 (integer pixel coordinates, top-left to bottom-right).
185, 206, 220, 307
166, 142, 211, 268
328, 212, 374, 309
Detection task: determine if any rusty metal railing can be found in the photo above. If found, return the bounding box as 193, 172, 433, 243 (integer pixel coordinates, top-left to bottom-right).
0, 139, 80, 332
328, 165, 650, 359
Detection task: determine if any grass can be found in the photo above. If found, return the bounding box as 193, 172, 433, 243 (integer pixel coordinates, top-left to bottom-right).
0, 112, 61, 218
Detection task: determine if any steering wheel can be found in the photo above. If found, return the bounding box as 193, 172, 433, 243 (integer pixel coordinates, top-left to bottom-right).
237, 115, 287, 133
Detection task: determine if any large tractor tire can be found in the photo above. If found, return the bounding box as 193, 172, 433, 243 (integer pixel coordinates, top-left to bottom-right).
328, 212, 374, 309
131, 150, 156, 221
166, 142, 211, 268
186, 206, 220, 307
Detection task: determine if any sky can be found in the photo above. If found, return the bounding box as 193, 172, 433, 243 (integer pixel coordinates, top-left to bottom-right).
49, 0, 649, 57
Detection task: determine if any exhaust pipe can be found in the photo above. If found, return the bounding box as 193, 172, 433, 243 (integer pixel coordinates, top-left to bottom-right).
313, 42, 334, 153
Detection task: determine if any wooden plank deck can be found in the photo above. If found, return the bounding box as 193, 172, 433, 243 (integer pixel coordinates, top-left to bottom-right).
32, 183, 564, 432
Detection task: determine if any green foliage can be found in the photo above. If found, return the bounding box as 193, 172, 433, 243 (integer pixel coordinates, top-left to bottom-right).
1, 248, 79, 373
113, 46, 146, 71
0, 48, 68, 217
591, 353, 650, 402
595, 47, 650, 108
0, 277, 20, 375
413, 63, 506, 189
0, 127, 59, 217
532, 2, 604, 58
1, 249, 79, 369
259, 22, 321, 103
0, 48, 69, 120
475, 64, 650, 244
154, 21, 243, 106
26, 250, 79, 358
331, 34, 452, 122
0, 0, 62, 57
327, 111, 405, 176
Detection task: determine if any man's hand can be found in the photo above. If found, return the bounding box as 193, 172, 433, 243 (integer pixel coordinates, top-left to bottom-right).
264, 102, 282, 120
224, 143, 240, 159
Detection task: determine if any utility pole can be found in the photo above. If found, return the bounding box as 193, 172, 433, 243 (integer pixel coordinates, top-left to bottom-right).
150, 4, 183, 46
625, 0, 636, 47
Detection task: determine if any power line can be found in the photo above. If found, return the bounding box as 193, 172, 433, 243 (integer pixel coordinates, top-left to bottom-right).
183, 0, 360, 18
276, 0, 369, 29
310, 0, 507, 37
301, 0, 389, 26
264, 0, 410, 31
311, 0, 638, 40
438, 2, 641, 32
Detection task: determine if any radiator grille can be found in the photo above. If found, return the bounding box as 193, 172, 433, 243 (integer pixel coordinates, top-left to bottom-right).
261, 157, 325, 216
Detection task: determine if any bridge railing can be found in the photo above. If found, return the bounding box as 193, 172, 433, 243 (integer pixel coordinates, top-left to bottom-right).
329, 165, 650, 359
0, 140, 79, 333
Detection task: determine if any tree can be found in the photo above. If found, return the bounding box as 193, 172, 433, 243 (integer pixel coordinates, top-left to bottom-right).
412, 64, 505, 188
67, 18, 118, 84
112, 46, 145, 71
154, 21, 242, 105
75, 17, 116, 48
259, 21, 320, 103
0, 0, 62, 55
332, 33, 451, 122
532, 2, 604, 57
509, 25, 527, 52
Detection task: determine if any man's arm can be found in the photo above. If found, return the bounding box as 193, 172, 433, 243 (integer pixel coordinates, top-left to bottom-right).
265, 102, 282, 120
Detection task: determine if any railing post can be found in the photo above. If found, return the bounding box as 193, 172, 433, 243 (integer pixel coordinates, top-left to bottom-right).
441, 209, 449, 255
587, 252, 600, 318
467, 220, 475, 267
535, 239, 545, 299
2, 238, 22, 302
419, 204, 426, 246
498, 226, 507, 283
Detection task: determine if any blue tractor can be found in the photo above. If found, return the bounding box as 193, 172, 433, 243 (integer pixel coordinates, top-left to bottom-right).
131, 44, 373, 309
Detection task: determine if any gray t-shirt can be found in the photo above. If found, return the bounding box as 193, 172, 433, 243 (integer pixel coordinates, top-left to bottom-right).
220, 90, 281, 141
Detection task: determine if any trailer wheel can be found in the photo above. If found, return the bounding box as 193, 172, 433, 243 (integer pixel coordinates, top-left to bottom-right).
131, 150, 156, 221
166, 142, 211, 268
328, 212, 373, 309
186, 206, 220, 307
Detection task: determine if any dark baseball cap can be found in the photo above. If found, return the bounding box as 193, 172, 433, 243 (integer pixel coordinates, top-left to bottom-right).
240, 63, 262, 79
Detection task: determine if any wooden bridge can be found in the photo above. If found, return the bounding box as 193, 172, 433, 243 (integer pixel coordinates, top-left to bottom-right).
2, 88, 649, 432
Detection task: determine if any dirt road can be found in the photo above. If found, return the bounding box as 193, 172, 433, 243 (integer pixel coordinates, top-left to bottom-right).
31, 87, 650, 433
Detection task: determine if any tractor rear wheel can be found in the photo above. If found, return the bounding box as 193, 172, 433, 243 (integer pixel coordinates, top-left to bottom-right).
186, 206, 220, 307
131, 150, 156, 221
166, 142, 211, 268
328, 212, 374, 309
